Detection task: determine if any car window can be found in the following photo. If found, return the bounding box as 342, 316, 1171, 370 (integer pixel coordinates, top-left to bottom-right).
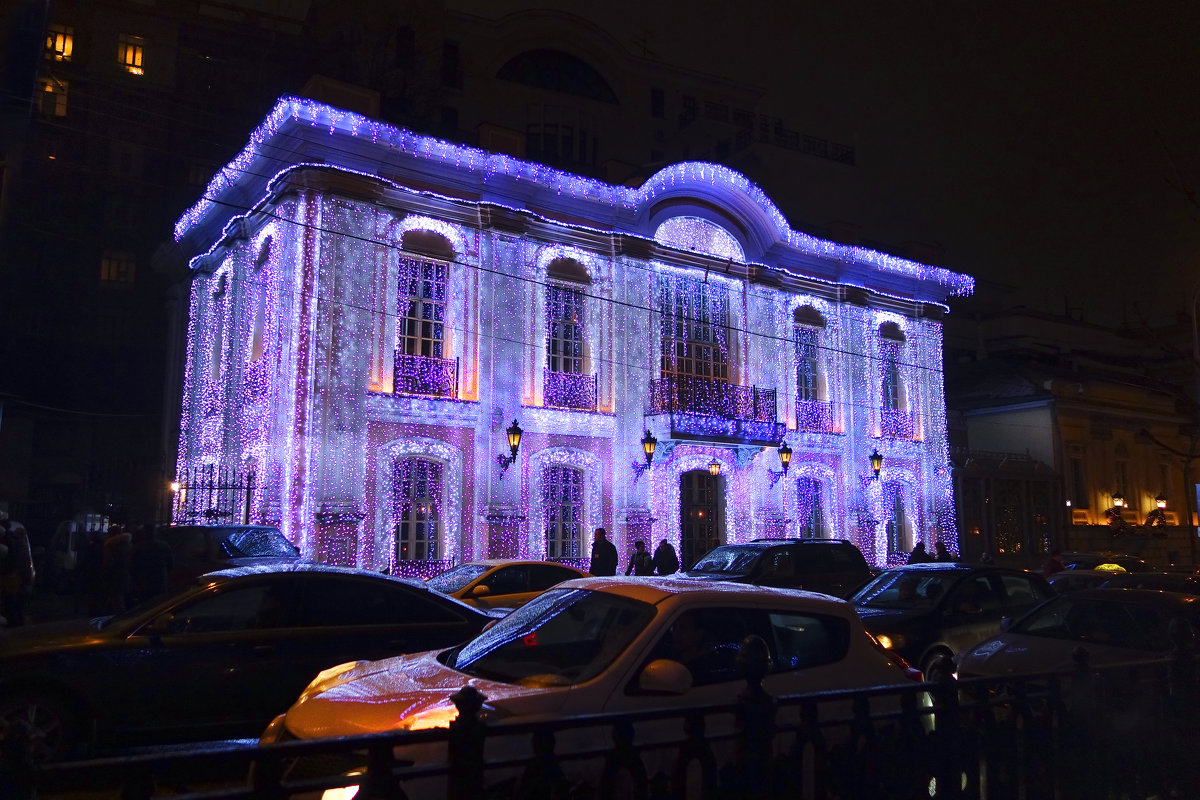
761, 549, 797, 581
853, 571, 947, 609
166, 582, 294, 633
529, 564, 580, 591
825, 545, 868, 569
449, 588, 655, 686
485, 566, 529, 595
293, 577, 457, 626
428, 564, 490, 594
950, 575, 1002, 615
221, 528, 296, 558
647, 608, 749, 686
767, 611, 849, 670
690, 545, 761, 575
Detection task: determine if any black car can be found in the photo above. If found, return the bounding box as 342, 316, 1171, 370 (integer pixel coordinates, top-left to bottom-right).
157, 524, 304, 590
851, 562, 1055, 674
1060, 551, 1152, 573
0, 564, 503, 762
681, 539, 875, 599
1100, 571, 1200, 595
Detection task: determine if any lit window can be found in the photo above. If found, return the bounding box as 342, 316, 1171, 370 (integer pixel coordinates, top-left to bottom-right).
394, 458, 442, 561
36, 78, 67, 117
542, 466, 583, 559
45, 24, 73, 61
100, 251, 136, 283
118, 34, 144, 75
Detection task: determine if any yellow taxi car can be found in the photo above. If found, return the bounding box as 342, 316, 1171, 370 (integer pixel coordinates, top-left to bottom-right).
424, 559, 590, 610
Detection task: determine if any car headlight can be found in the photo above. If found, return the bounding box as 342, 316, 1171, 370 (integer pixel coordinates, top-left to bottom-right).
877, 633, 906, 650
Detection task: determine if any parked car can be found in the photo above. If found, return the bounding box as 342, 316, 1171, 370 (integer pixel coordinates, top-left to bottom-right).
851, 563, 1055, 674
957, 588, 1200, 678
260, 577, 919, 794
0, 563, 503, 762
425, 559, 590, 610
1048, 568, 1115, 594
157, 524, 302, 590
1099, 571, 1200, 595
1060, 551, 1152, 573
680, 538, 875, 598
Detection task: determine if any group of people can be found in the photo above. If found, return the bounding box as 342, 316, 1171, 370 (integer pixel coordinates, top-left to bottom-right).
906, 540, 955, 564
588, 528, 680, 577
73, 523, 174, 616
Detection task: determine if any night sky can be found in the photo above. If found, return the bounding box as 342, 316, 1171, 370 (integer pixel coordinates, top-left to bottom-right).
459, 2, 1200, 327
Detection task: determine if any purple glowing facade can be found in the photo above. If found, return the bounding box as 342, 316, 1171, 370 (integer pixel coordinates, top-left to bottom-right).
172, 96, 972, 574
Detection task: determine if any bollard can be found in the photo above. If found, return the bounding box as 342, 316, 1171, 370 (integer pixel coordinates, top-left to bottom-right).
447, 684, 487, 800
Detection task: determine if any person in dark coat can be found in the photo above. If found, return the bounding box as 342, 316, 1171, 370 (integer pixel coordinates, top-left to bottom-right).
907, 542, 931, 564
589, 527, 618, 576
934, 541, 954, 562
653, 540, 679, 575
129, 524, 174, 605
625, 540, 654, 576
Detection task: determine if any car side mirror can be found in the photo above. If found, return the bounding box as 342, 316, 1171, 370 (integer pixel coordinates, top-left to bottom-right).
638, 659, 693, 695
469, 584, 491, 598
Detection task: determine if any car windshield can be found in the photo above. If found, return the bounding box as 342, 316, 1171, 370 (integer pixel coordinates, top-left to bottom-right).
1011, 595, 1181, 651
853, 570, 951, 609
221, 528, 297, 558
689, 545, 763, 576
428, 564, 491, 594
445, 588, 655, 686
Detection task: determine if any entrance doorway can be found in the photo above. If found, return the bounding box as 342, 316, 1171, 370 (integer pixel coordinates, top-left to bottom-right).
680, 470, 722, 569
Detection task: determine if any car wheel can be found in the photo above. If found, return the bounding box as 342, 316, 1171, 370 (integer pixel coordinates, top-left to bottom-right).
0, 690, 83, 763
921, 649, 955, 682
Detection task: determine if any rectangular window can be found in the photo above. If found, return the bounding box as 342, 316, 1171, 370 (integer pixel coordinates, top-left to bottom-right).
118, 34, 144, 75
45, 24, 73, 61
36, 78, 68, 117
1069, 453, 1088, 509
394, 256, 456, 398
546, 284, 584, 374
100, 251, 136, 283
542, 466, 583, 560
442, 40, 461, 88
659, 275, 728, 381
795, 327, 819, 401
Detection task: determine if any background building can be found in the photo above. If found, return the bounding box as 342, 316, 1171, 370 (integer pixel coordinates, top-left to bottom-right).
171, 97, 971, 572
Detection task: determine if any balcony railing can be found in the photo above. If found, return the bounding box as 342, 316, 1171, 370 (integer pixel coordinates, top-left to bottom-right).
648, 376, 776, 422
881, 408, 914, 439
543, 368, 597, 411
795, 399, 835, 433
393, 352, 458, 399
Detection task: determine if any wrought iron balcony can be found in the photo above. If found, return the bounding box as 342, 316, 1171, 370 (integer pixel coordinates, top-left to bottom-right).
543, 368, 597, 411
796, 399, 835, 433
647, 375, 784, 443
880, 408, 914, 439
393, 352, 459, 399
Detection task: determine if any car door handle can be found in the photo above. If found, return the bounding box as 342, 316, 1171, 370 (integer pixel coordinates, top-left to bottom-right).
253, 645, 276, 657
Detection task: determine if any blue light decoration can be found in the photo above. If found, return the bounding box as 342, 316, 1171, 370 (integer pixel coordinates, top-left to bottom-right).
171, 96, 970, 575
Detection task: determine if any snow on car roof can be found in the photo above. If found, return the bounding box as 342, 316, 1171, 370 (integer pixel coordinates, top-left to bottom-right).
554, 575, 856, 612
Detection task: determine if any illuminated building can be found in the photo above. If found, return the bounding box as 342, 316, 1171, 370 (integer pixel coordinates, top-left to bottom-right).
171, 96, 974, 574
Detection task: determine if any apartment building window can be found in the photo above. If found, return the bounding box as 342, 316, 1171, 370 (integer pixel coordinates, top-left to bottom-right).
45, 24, 73, 61
526, 105, 596, 169
442, 40, 461, 88
660, 275, 728, 381
1068, 456, 1089, 509
36, 78, 68, 117
400, 258, 447, 358
100, 251, 136, 284
118, 34, 145, 75
546, 285, 584, 375
543, 466, 583, 560
798, 477, 827, 539
393, 458, 442, 562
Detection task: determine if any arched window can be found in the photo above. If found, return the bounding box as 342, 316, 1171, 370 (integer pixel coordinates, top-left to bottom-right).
884, 480, 910, 555
497, 50, 618, 103
393, 457, 443, 561
542, 466, 584, 560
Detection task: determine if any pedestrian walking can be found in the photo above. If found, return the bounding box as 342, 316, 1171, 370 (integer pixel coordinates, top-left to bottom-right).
625, 540, 654, 576
130, 524, 174, 605
907, 542, 931, 564
0, 516, 35, 627
653, 539, 679, 575
589, 527, 618, 576
100, 524, 133, 613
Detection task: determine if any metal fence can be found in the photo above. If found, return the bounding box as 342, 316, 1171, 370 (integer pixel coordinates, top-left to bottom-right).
12, 645, 1199, 800
170, 464, 256, 525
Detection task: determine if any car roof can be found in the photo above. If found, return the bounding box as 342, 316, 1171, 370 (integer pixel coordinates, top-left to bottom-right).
1062, 587, 1200, 607
553, 575, 856, 612
454, 559, 587, 569
204, 562, 423, 585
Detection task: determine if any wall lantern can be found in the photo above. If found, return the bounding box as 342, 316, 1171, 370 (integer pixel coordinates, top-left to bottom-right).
869, 448, 884, 480
1156, 493, 1168, 509
1112, 491, 1125, 508
708, 458, 722, 477
768, 441, 793, 487
169, 481, 181, 493
631, 429, 658, 484
496, 419, 523, 479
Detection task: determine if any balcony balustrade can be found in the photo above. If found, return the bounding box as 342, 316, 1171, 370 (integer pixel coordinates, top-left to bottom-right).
648, 375, 784, 442
795, 399, 835, 433
881, 408, 914, 439
393, 352, 459, 399
543, 368, 597, 411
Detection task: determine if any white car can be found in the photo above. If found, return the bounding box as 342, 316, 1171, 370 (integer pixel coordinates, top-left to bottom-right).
261, 576, 916, 796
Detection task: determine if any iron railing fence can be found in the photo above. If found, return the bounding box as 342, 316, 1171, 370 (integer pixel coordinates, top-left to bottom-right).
170, 464, 256, 525
16, 647, 1200, 800
648, 376, 777, 422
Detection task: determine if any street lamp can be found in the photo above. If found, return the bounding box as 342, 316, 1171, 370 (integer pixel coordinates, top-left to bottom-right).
496, 419, 523, 479
869, 448, 884, 480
